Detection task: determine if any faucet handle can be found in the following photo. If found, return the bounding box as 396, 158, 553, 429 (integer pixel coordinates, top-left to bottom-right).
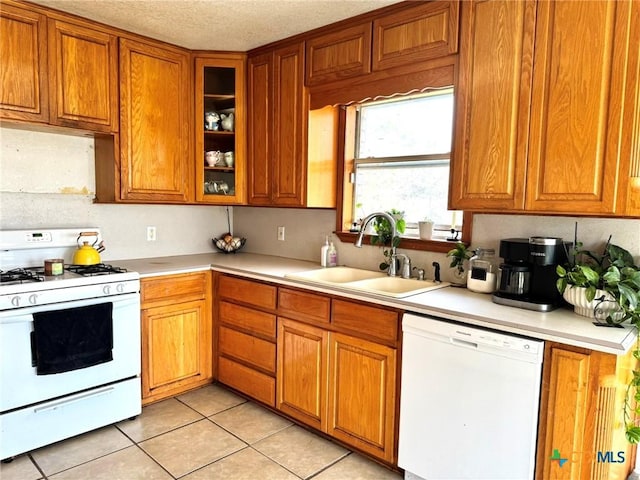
413, 266, 425, 281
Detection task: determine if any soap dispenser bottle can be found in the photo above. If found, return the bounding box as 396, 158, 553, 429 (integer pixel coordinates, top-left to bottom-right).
320, 236, 330, 267
327, 241, 338, 267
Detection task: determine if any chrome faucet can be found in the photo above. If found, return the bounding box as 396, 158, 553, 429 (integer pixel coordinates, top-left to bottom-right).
355, 211, 399, 277
396, 254, 412, 279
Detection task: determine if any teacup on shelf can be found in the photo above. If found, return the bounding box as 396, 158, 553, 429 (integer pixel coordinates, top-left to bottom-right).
205, 150, 222, 166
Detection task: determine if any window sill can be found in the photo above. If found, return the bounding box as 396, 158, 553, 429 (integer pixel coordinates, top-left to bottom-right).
335, 231, 464, 254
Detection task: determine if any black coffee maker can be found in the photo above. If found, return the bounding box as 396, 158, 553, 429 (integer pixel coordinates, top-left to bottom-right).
492, 237, 571, 312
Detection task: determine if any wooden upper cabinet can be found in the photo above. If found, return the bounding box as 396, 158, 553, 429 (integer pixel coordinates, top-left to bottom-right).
272, 42, 307, 206
451, 0, 640, 216
247, 52, 272, 205
0, 4, 48, 122
372, 0, 459, 71
450, 0, 534, 211
118, 38, 192, 203
248, 43, 338, 208
305, 23, 372, 86
194, 54, 246, 205
525, 0, 634, 214
47, 18, 118, 132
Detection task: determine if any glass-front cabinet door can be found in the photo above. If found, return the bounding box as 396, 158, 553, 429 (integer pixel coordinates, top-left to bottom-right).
195, 54, 246, 204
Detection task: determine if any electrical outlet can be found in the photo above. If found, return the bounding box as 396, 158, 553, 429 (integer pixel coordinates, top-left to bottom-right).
146, 226, 157, 242
277, 226, 285, 241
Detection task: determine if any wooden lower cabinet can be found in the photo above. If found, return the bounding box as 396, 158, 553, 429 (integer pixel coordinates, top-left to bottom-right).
327, 332, 396, 463
276, 316, 397, 464
536, 343, 636, 480
140, 272, 212, 404
216, 275, 278, 406
277, 318, 328, 430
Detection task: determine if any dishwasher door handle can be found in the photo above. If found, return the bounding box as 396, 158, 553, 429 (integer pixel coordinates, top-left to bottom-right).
450, 337, 478, 349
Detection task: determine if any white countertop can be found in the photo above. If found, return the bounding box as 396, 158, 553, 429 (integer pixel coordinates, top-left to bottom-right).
115, 252, 637, 355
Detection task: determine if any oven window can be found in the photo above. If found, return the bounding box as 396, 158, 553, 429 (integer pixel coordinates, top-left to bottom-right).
31, 302, 114, 375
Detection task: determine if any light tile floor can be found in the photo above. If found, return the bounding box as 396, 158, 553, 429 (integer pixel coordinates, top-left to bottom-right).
1, 384, 403, 480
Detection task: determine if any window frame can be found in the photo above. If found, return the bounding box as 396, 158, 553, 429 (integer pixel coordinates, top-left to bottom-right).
334, 92, 472, 254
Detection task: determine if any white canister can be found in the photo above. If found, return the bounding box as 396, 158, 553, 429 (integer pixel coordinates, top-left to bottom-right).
466, 248, 497, 293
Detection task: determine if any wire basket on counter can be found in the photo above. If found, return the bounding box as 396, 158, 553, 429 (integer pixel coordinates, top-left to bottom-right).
212, 235, 246, 253
212, 207, 246, 253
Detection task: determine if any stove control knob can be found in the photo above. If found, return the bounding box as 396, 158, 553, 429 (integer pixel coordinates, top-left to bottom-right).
11, 296, 21, 307
103, 285, 111, 295
116, 283, 125, 293
28, 294, 38, 305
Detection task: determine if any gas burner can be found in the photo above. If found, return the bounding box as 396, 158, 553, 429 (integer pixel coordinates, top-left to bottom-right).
0, 268, 45, 284
66, 264, 128, 276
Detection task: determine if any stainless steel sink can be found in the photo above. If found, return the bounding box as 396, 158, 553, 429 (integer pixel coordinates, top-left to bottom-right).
285, 266, 449, 298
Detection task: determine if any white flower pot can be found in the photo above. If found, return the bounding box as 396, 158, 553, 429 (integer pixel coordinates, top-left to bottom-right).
562, 285, 624, 321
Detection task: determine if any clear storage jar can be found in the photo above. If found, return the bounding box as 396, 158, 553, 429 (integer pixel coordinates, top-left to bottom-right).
467, 248, 497, 293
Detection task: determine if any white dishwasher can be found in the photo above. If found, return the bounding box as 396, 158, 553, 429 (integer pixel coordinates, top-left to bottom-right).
398, 313, 544, 480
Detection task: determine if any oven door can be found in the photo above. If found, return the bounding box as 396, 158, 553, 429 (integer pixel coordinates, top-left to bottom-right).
0, 294, 140, 412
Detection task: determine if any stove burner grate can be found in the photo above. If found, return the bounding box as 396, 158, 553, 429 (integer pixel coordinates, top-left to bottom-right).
0, 268, 45, 284
66, 264, 128, 276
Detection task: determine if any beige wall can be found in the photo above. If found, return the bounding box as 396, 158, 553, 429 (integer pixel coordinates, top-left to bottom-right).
0, 126, 229, 261
3, 125, 638, 271
234, 207, 640, 283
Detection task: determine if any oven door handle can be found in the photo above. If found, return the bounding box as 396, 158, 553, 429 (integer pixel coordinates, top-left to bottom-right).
33, 386, 115, 413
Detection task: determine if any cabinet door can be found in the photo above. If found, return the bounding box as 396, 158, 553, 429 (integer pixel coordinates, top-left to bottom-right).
372, 1, 459, 71
450, 0, 535, 211
272, 42, 307, 206
327, 332, 397, 463
119, 38, 192, 202
536, 345, 636, 480
247, 52, 272, 205
305, 23, 372, 86
0, 4, 48, 122
141, 299, 212, 403
194, 54, 246, 204
277, 318, 328, 430
47, 19, 118, 132
526, 0, 629, 214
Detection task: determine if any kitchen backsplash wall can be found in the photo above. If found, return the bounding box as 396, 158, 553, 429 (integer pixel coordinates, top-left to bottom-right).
0, 126, 229, 260
3, 125, 638, 269
234, 207, 640, 283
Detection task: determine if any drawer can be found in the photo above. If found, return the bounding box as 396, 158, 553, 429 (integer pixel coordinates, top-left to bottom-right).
332, 299, 399, 343
219, 301, 276, 339
218, 275, 276, 310
219, 326, 276, 374
218, 357, 275, 407
141, 272, 208, 307
278, 288, 330, 325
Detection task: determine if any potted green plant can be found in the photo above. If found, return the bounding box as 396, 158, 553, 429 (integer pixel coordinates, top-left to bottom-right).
370, 209, 406, 271
556, 239, 640, 442
446, 242, 473, 284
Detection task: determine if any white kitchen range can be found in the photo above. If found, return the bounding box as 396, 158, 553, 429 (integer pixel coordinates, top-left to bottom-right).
0, 228, 141, 460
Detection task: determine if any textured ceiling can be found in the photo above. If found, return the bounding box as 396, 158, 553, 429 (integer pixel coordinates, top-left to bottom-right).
28, 0, 399, 51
